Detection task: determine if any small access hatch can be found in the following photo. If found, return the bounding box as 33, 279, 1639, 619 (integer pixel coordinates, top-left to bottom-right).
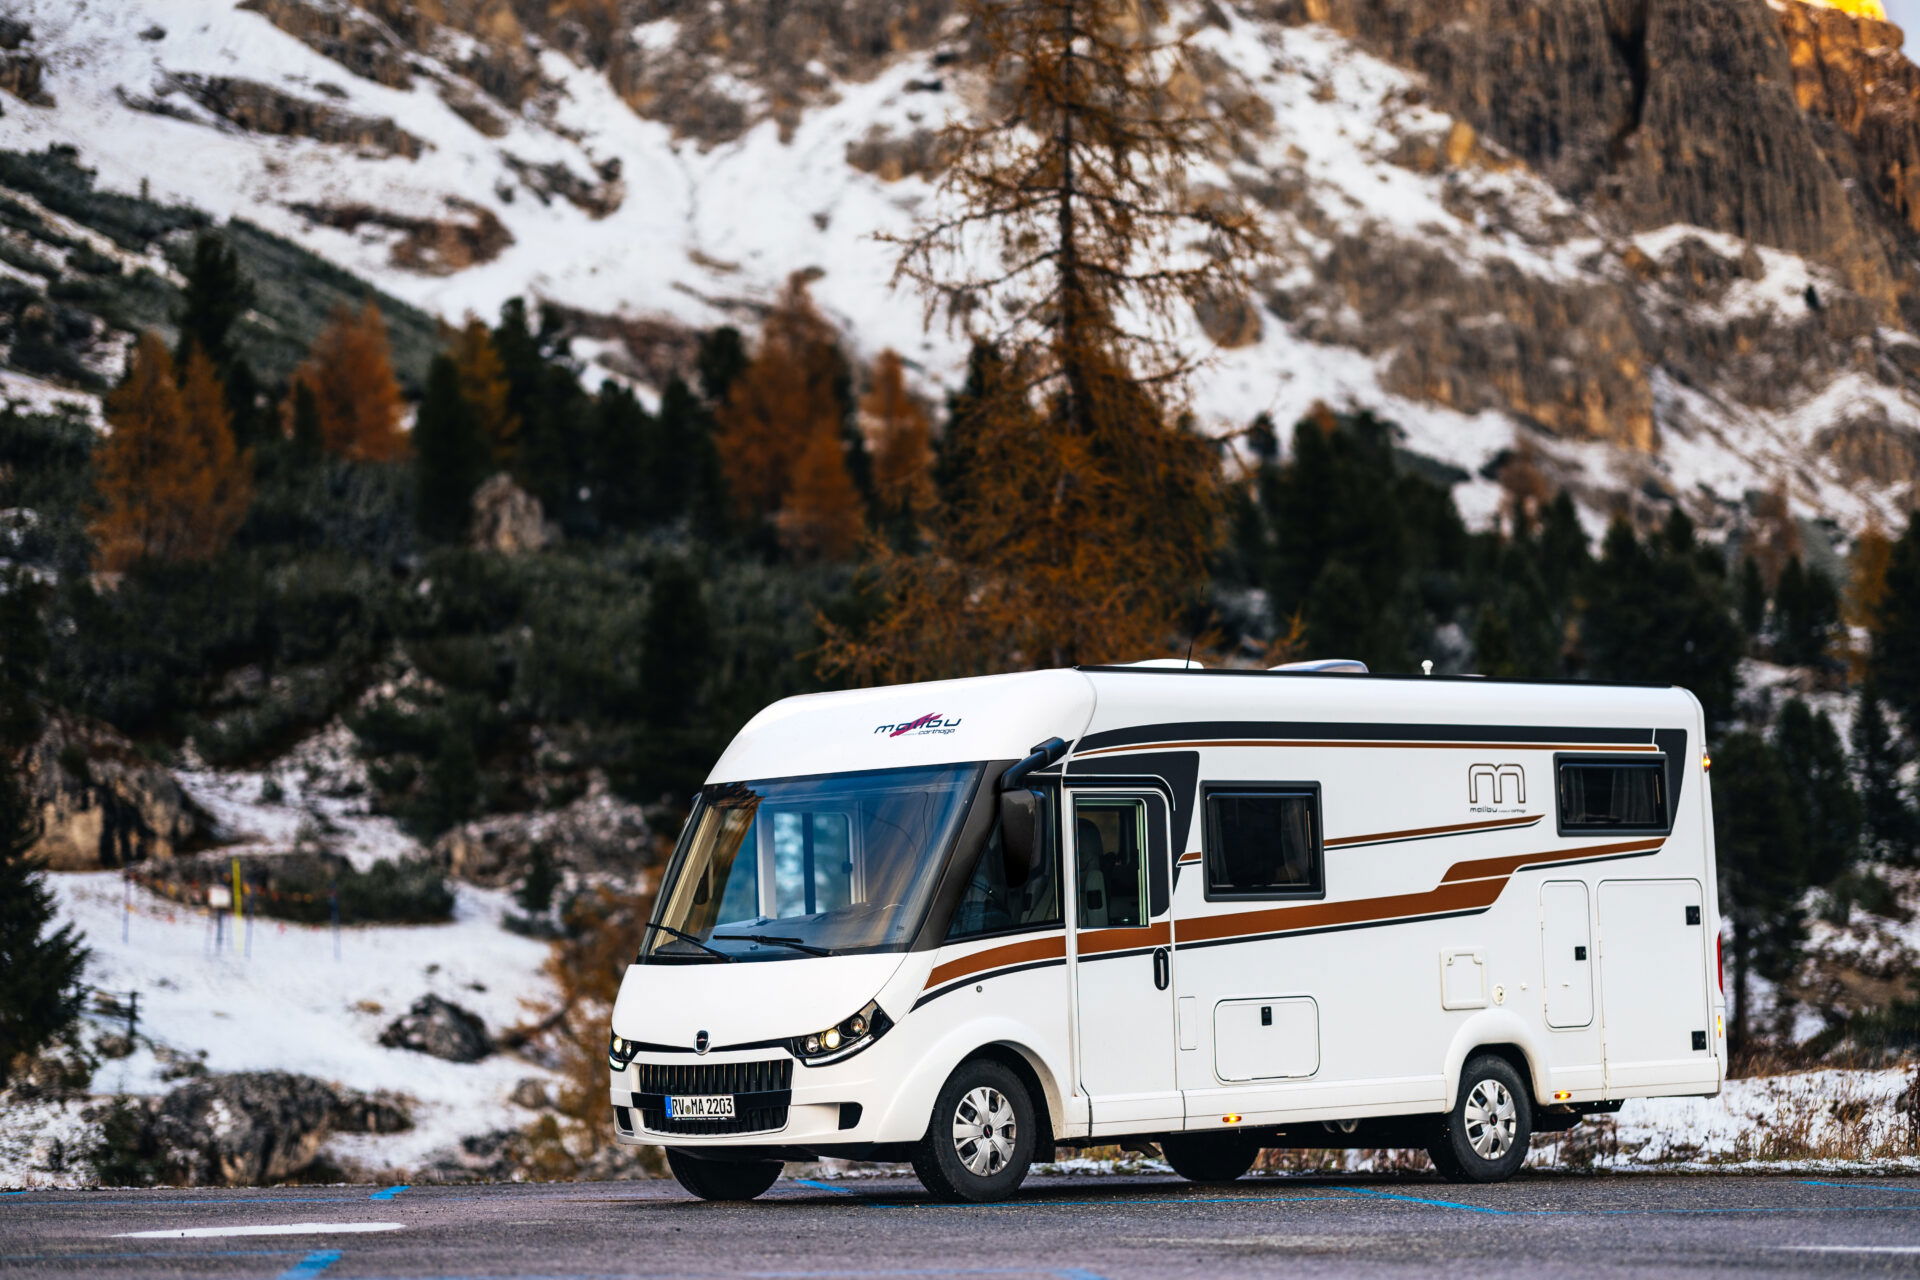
1213, 997, 1318, 1081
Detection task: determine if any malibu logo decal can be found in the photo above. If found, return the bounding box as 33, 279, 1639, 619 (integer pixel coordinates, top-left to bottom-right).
877, 712, 963, 738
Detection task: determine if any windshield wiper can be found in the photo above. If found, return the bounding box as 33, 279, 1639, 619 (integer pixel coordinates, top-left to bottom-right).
637, 922, 735, 963
712, 933, 833, 957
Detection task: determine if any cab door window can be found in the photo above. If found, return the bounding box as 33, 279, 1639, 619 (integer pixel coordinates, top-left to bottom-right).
1075, 798, 1149, 927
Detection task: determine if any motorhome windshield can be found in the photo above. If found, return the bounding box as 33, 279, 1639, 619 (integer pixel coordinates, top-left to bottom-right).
642, 762, 984, 962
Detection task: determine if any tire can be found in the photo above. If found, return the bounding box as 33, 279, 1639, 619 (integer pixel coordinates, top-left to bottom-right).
1425, 1053, 1533, 1183
1159, 1131, 1260, 1183
665, 1149, 784, 1201
910, 1058, 1037, 1203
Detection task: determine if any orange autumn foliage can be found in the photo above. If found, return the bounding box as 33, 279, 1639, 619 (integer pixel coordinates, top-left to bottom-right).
862, 349, 934, 522
91, 334, 253, 573
715, 275, 866, 556
450, 318, 517, 465
287, 301, 408, 462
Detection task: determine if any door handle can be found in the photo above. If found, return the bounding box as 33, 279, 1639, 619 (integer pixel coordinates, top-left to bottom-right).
1152, 946, 1170, 991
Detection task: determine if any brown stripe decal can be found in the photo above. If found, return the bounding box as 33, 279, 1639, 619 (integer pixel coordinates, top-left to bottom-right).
1076, 921, 1172, 956
1326, 814, 1543, 848
1075, 740, 1659, 759
925, 933, 1066, 990
1176, 839, 1664, 947
1440, 837, 1664, 885
1177, 851, 1203, 865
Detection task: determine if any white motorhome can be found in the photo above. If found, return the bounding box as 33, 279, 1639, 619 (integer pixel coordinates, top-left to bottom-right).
609, 662, 1724, 1202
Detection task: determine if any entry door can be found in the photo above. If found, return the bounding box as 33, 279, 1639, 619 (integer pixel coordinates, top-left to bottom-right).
1597, 879, 1713, 1092
1069, 790, 1179, 1134
1540, 881, 1594, 1028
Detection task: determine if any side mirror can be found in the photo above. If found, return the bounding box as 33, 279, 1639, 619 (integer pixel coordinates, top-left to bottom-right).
1000, 789, 1039, 888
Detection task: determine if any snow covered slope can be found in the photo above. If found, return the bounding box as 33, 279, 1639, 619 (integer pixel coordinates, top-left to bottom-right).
6, 0, 1920, 539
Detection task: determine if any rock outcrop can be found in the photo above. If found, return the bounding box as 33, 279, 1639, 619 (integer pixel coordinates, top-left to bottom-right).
145, 72, 427, 158
431, 773, 652, 888
379, 996, 493, 1063
468, 474, 557, 556
22, 715, 204, 870
144, 1070, 410, 1185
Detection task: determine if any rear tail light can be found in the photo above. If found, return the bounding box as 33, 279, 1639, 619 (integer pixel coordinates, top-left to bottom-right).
1716, 934, 1725, 993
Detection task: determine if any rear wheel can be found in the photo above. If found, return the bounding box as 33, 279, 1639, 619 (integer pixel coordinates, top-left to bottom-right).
1426, 1054, 1532, 1183
666, 1149, 784, 1201
1159, 1131, 1260, 1183
911, 1058, 1036, 1203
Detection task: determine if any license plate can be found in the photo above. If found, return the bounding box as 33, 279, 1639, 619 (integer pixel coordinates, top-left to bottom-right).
666, 1094, 736, 1119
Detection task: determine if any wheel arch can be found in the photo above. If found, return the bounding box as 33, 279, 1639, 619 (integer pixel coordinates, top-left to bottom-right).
1441, 1011, 1549, 1108
965, 1040, 1060, 1151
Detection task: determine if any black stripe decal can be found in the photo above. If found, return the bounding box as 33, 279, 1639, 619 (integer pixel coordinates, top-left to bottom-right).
1076, 720, 1655, 754
912, 956, 1068, 1010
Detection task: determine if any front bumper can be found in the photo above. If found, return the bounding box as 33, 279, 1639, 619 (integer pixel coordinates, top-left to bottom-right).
609, 1035, 904, 1150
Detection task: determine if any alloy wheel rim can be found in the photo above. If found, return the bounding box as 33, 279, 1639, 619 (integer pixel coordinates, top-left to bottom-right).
1464, 1079, 1517, 1159
951, 1085, 1016, 1177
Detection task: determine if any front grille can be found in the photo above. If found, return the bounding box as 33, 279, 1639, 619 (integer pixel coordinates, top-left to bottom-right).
635, 1059, 792, 1097
633, 1058, 793, 1136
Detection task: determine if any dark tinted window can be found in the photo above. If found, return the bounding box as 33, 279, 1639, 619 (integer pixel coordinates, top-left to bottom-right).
947, 793, 1062, 940
1557, 760, 1668, 832
1204, 787, 1322, 897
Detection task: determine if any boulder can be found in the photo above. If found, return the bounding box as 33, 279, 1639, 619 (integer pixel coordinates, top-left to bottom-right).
431, 773, 653, 888
147, 1071, 340, 1186
509, 1077, 553, 1110
379, 995, 493, 1063
469, 473, 556, 555
21, 714, 204, 869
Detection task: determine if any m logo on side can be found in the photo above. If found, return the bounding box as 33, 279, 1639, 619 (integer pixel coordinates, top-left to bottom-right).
1468, 763, 1526, 806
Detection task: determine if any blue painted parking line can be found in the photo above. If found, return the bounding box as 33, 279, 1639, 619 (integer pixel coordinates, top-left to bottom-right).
278, 1250, 345, 1280
370, 1184, 412, 1201
1802, 1180, 1920, 1194
1346, 1187, 1508, 1215
0, 1190, 24, 1196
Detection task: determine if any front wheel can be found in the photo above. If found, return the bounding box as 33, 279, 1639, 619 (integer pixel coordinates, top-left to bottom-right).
1159, 1131, 1260, 1183
910, 1058, 1037, 1203
666, 1149, 783, 1201
1426, 1053, 1533, 1183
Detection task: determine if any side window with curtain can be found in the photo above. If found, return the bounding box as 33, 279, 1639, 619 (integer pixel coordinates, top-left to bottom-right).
1202, 785, 1324, 899
1556, 758, 1670, 834
947, 791, 1061, 940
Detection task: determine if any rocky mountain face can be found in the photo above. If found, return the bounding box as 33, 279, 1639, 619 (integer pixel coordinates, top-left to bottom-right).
7, 0, 1920, 537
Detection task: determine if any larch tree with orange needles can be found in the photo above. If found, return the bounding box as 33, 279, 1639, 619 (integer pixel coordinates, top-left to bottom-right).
90, 334, 254, 573
715, 275, 864, 553
821, 0, 1271, 681
286, 301, 408, 462
862, 349, 935, 540
450, 318, 518, 468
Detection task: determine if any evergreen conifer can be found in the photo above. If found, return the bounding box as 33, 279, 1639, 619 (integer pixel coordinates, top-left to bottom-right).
1775, 698, 1860, 885
1870, 517, 1920, 735
413, 354, 491, 544
1712, 731, 1808, 1055
1852, 682, 1915, 864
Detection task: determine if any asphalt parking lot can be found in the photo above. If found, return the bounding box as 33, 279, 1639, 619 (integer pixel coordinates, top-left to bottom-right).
3, 1172, 1919, 1279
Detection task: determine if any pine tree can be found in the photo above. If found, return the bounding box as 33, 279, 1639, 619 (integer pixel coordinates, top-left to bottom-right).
862, 349, 934, 541
1738, 555, 1767, 641
287, 379, 323, 468
587, 380, 654, 532
0, 576, 87, 1088
91, 335, 254, 572
654, 376, 728, 538
695, 326, 749, 405
413, 354, 492, 544
1775, 698, 1860, 885
517, 845, 558, 916
1581, 515, 1741, 727
1774, 557, 1839, 668
176, 231, 264, 447
639, 559, 713, 731
287, 302, 408, 463
1712, 731, 1808, 1056
1870, 516, 1920, 736
1852, 682, 1915, 864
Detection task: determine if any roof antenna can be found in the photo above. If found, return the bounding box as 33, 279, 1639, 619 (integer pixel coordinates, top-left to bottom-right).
1421, 659, 1434, 676
1183, 634, 1196, 670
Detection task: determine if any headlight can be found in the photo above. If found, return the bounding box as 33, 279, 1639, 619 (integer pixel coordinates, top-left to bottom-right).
789, 1000, 892, 1067
608, 1031, 640, 1069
